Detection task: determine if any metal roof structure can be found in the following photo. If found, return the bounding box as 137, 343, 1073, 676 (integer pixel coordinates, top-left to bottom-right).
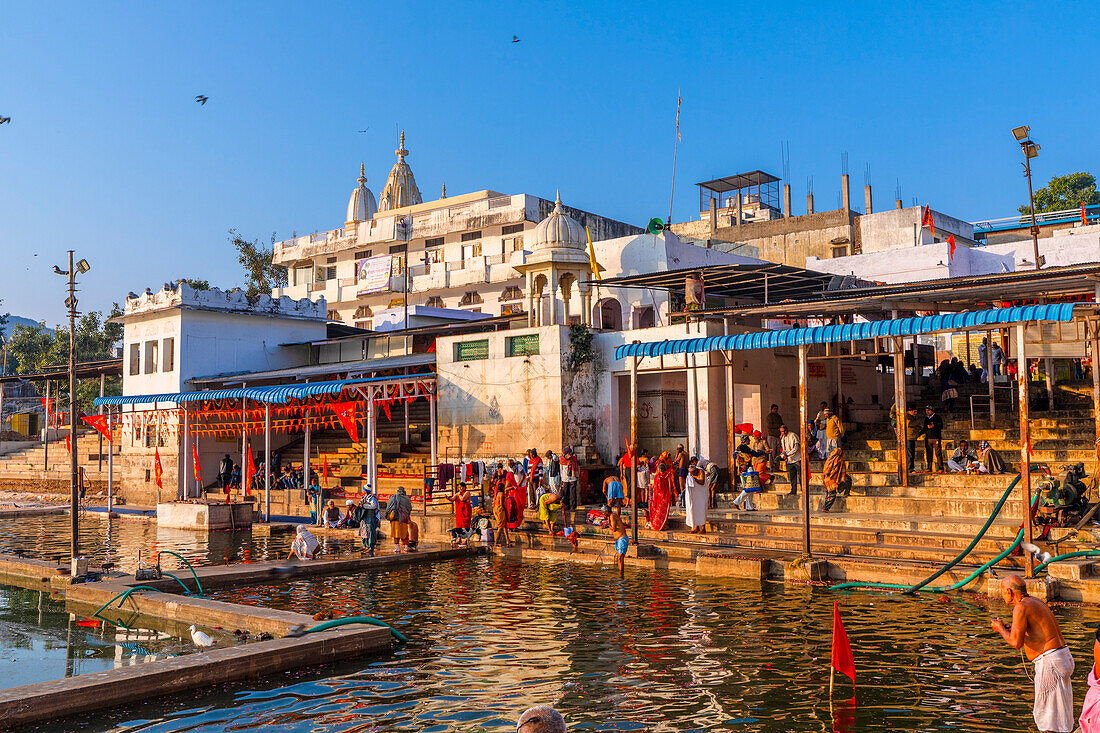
588, 263, 847, 304
708, 262, 1100, 318
190, 352, 436, 387
94, 374, 434, 407
614, 303, 1079, 360
0, 359, 123, 385
697, 171, 781, 193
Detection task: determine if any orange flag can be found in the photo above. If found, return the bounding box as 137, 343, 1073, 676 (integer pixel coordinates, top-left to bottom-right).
81, 415, 112, 443
153, 447, 164, 489
331, 401, 359, 443
1083, 201, 1089, 225
831, 601, 856, 683
244, 445, 256, 497
921, 205, 936, 238
947, 234, 956, 260
65, 434, 71, 453
192, 442, 202, 485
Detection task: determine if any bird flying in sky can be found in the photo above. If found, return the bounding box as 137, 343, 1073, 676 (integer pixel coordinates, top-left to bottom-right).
0, 116, 10, 125
194, 95, 208, 105
512, 35, 520, 43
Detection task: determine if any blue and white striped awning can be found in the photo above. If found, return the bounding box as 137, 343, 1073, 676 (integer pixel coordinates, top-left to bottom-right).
94, 376, 394, 407
613, 303, 1077, 361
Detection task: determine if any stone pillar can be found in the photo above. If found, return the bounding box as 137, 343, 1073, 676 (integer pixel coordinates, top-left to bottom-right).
864, 184, 873, 215
807, 193, 815, 215
736, 191, 743, 227
841, 174, 851, 212
783, 184, 792, 218
895, 199, 903, 210
708, 197, 717, 233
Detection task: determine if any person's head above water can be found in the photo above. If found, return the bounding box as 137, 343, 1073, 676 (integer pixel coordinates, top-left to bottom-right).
1000, 574, 1029, 603
517, 706, 566, 733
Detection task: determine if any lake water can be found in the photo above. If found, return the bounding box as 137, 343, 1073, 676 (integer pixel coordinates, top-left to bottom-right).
37, 555, 1100, 732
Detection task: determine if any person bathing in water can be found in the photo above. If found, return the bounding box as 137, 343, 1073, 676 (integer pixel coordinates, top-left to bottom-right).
607, 505, 627, 577
992, 574, 1075, 733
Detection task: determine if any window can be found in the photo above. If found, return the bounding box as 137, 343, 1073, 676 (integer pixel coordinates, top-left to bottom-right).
162, 337, 175, 372
506, 334, 539, 357
455, 339, 489, 362
294, 264, 312, 287
462, 242, 482, 259
389, 243, 407, 253
327, 309, 343, 322
831, 245, 848, 258
499, 286, 523, 302
326, 256, 337, 264
354, 250, 372, 260
425, 247, 444, 264
502, 223, 525, 235
129, 344, 140, 375
504, 235, 525, 253
315, 265, 336, 281
424, 236, 444, 247
459, 291, 484, 306
143, 340, 158, 374
425, 296, 445, 308
391, 255, 406, 274
461, 230, 482, 242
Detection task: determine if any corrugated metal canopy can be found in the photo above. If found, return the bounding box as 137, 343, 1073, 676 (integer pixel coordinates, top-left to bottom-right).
613, 303, 1077, 360
697, 171, 781, 193
190, 352, 436, 387
587, 262, 846, 304
93, 374, 433, 407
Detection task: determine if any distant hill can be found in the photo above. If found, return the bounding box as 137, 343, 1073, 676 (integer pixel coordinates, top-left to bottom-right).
1, 315, 51, 339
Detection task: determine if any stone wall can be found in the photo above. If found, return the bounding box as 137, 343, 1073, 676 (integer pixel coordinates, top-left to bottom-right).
671, 209, 858, 268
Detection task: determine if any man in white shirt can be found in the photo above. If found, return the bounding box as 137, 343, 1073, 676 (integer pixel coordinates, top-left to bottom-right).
779, 423, 800, 496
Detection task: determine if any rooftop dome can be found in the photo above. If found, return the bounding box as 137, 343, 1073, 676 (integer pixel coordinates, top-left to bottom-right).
378, 131, 423, 211
346, 163, 378, 225
533, 192, 585, 250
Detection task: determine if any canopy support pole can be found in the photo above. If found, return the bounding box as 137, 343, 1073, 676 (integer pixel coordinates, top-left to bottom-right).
106, 406, 114, 513
1045, 357, 1055, 412
798, 344, 811, 556
303, 407, 311, 514
893, 336, 909, 485
264, 404, 271, 522
240, 394, 247, 501
987, 329, 996, 426
1092, 323, 1100, 451
1017, 324, 1034, 578
182, 405, 191, 500
630, 355, 639, 545
725, 350, 736, 494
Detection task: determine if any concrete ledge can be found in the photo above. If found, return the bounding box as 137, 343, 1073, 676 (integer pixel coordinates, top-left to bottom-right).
0, 626, 392, 730
788, 558, 831, 583
695, 554, 771, 580
157, 501, 254, 531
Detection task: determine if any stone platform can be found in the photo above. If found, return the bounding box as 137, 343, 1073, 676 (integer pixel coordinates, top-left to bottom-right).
156, 501, 254, 531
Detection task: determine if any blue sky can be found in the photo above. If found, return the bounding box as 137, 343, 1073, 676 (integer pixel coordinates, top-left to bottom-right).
2, 1, 1098, 324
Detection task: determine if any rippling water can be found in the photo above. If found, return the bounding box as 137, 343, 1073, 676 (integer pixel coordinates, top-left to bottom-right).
0, 514, 361, 571
41, 555, 1100, 732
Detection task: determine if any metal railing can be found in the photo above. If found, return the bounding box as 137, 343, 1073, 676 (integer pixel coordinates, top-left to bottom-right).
969, 382, 1017, 429
973, 204, 1099, 234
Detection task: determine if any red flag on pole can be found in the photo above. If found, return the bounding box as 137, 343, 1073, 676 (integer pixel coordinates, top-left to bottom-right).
331, 401, 359, 443
921, 205, 936, 238
65, 434, 71, 453
380, 399, 392, 421
192, 442, 202, 485
831, 601, 856, 683
81, 415, 112, 443
245, 445, 255, 497
153, 447, 164, 490
1083, 201, 1090, 225
947, 234, 956, 260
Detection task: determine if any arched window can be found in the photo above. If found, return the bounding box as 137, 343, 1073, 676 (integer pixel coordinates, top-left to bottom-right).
425, 296, 445, 308
327, 309, 344, 322
459, 291, 484, 306
596, 298, 622, 330
499, 286, 523, 302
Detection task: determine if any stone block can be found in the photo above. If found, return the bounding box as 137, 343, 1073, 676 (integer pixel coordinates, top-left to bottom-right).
157, 502, 253, 531
787, 558, 831, 583
629, 543, 660, 559
695, 554, 767, 579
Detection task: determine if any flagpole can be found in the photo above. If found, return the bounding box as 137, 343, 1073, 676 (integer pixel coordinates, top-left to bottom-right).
668, 89, 681, 227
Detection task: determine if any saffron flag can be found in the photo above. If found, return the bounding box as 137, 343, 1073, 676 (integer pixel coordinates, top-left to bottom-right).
380, 399, 392, 421
831, 601, 856, 682
332, 401, 359, 443
154, 447, 164, 489
81, 415, 112, 443
947, 234, 956, 260
245, 445, 256, 497
192, 442, 202, 485
65, 434, 71, 453
1084, 201, 1090, 226
735, 422, 755, 435
585, 226, 601, 281
675, 89, 682, 142
920, 205, 936, 238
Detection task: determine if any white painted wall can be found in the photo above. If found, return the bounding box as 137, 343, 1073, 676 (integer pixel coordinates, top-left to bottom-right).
807, 241, 1015, 283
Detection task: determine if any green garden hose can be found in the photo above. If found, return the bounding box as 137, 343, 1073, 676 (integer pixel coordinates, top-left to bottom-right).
1034, 550, 1100, 574
903, 474, 1021, 594
299, 616, 409, 643
156, 550, 204, 596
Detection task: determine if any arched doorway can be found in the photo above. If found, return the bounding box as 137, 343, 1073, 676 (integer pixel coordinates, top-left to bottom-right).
596, 298, 622, 330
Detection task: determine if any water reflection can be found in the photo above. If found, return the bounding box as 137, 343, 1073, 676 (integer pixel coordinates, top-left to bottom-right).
49, 556, 1100, 732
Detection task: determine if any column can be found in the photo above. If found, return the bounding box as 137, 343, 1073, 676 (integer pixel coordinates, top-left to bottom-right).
368, 387, 377, 491
240, 396, 247, 495
987, 329, 996, 425
1016, 324, 1033, 577
1045, 356, 1055, 411
1093, 326, 1100, 450
263, 404, 272, 522
725, 350, 736, 489
892, 336, 908, 485
181, 406, 191, 500
303, 407, 311, 507
630, 355, 639, 544
98, 374, 105, 472
43, 380, 49, 471
429, 384, 438, 510
107, 407, 114, 513
798, 344, 811, 557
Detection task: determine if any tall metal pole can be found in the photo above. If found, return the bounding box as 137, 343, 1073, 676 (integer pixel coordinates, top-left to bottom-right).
106, 406, 114, 513
429, 383, 437, 512
43, 380, 50, 472
987, 329, 996, 426
893, 336, 909, 485
798, 344, 811, 556
303, 406, 311, 515
263, 404, 271, 521
1017, 324, 1034, 577
68, 251, 78, 560
97, 373, 104, 472
1024, 153, 1041, 270
630, 355, 639, 544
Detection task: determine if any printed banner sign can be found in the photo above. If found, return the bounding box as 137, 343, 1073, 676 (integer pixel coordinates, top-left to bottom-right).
356, 254, 393, 295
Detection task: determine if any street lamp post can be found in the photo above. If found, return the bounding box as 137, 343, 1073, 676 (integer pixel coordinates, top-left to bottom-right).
1012, 125, 1042, 270
53, 251, 91, 561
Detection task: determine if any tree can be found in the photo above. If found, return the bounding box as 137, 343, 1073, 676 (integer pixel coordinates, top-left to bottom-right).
1020, 172, 1100, 215
176, 278, 211, 290
7, 303, 123, 413
229, 229, 287, 297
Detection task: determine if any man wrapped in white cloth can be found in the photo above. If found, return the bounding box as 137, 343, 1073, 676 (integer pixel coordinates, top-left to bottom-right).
291, 525, 320, 560
991, 575, 1075, 732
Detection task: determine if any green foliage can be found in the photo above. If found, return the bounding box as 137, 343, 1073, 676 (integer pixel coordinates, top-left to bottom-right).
7, 303, 123, 413
1019, 172, 1100, 215
567, 323, 595, 369
230, 229, 287, 297
176, 278, 211, 290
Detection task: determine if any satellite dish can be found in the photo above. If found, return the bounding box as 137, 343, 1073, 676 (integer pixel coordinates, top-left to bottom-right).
646, 218, 665, 234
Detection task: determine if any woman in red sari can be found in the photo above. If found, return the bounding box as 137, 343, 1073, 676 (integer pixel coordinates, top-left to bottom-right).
452, 483, 473, 530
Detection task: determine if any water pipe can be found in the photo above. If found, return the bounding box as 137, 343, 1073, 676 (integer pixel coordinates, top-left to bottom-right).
91, 585, 165, 618
156, 550, 204, 597
1034, 550, 1100, 574
298, 616, 409, 644
903, 474, 1021, 594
